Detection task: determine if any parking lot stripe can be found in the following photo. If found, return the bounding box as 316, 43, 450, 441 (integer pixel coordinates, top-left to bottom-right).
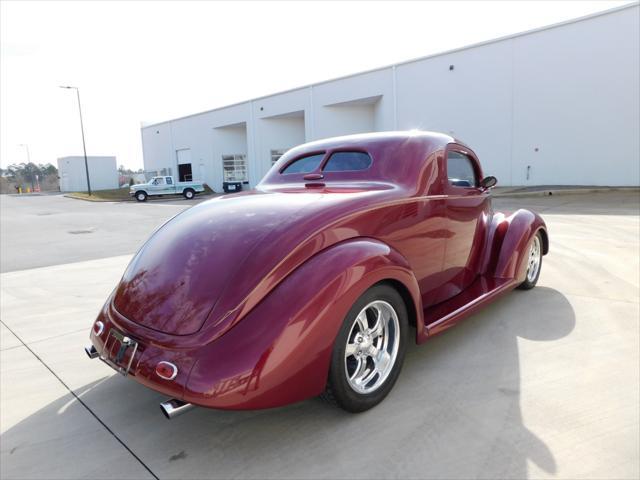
0, 319, 160, 480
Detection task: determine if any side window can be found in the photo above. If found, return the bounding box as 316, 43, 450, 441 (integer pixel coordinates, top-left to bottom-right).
323, 151, 372, 172
447, 151, 477, 187
282, 153, 324, 174
166, 177, 173, 185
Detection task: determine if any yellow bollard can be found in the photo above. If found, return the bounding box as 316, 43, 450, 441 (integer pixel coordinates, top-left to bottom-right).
18, 187, 22, 194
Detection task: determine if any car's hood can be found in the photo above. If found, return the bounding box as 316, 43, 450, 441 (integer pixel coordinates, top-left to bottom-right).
130, 183, 147, 189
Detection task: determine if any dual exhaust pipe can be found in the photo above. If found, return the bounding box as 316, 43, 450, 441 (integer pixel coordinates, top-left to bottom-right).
85, 344, 99, 359
85, 344, 194, 419
159, 399, 195, 419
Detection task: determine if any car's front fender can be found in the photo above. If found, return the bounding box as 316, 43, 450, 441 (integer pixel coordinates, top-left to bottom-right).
486, 209, 548, 282
183, 237, 422, 410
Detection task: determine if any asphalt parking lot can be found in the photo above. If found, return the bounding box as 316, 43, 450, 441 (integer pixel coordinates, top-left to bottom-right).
0, 194, 202, 273
1, 191, 639, 479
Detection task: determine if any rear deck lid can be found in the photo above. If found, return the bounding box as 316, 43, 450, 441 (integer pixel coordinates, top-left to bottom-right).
112, 191, 317, 335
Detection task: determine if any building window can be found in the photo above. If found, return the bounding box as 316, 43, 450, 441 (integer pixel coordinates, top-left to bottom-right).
271, 149, 286, 165
222, 154, 248, 182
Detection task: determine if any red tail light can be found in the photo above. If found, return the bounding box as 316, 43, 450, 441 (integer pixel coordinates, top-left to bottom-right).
93, 321, 104, 337
155, 361, 178, 380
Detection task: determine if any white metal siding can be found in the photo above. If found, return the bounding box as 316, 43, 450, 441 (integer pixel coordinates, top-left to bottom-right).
56, 156, 118, 192
140, 5, 640, 190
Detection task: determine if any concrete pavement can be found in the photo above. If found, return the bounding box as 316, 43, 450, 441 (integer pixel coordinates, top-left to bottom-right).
0, 194, 197, 273
1, 191, 639, 479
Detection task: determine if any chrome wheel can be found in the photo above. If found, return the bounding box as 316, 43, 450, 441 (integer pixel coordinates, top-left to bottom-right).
344, 300, 400, 394
526, 234, 542, 283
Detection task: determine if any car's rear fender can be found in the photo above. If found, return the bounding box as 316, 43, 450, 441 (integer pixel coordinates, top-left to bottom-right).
484, 209, 548, 282
183, 237, 422, 410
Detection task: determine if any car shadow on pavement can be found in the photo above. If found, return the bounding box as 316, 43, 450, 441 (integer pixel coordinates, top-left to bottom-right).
1, 287, 575, 479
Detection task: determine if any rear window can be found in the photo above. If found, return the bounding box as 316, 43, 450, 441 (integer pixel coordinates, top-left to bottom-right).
323, 151, 372, 172
282, 154, 324, 174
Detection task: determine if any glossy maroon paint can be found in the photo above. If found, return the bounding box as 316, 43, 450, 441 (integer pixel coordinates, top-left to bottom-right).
89, 131, 548, 409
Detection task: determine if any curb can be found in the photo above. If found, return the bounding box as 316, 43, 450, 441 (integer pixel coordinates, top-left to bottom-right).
63, 194, 131, 203
63, 193, 218, 203
492, 187, 640, 198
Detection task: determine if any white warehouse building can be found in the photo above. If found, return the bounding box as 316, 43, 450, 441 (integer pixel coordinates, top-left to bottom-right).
141, 4, 639, 191
57, 156, 118, 192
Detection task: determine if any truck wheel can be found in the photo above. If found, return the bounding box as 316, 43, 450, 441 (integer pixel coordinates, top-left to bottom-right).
135, 191, 147, 202
183, 188, 195, 200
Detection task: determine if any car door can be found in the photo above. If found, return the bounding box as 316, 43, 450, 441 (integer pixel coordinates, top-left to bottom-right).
148, 177, 165, 195
165, 176, 176, 194
439, 145, 491, 299
390, 151, 447, 309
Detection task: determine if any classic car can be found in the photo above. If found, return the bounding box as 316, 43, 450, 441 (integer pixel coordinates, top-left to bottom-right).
130, 175, 205, 201
85, 131, 548, 418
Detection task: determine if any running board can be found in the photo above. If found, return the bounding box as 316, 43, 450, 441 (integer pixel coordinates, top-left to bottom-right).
423, 276, 516, 337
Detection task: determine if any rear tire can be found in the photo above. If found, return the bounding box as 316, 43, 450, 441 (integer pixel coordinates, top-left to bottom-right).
321, 284, 408, 412
518, 231, 543, 290
135, 191, 147, 202
183, 188, 195, 200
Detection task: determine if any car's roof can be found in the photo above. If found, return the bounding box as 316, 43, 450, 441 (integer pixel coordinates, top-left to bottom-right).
259, 130, 462, 191
289, 130, 456, 153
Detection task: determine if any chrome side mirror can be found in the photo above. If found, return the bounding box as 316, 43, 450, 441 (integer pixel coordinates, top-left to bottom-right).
480, 176, 497, 189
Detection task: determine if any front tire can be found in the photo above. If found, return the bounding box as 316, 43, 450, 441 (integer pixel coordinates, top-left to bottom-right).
183, 188, 195, 200
322, 284, 408, 412
518, 231, 543, 290
135, 191, 147, 202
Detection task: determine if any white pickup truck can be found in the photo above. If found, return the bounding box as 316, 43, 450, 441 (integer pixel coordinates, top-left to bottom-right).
130, 176, 205, 202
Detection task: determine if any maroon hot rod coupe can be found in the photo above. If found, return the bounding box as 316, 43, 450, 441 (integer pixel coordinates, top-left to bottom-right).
85, 131, 548, 417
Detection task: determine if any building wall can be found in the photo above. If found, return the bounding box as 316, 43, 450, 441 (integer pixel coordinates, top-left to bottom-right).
57, 156, 118, 192
395, 40, 514, 184
255, 115, 305, 180
141, 4, 639, 190
510, 8, 640, 186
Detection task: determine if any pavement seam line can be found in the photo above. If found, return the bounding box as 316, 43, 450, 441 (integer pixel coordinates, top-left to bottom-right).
1, 327, 90, 351
0, 319, 160, 480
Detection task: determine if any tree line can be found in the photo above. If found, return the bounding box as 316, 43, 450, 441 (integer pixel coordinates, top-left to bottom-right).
0, 162, 59, 193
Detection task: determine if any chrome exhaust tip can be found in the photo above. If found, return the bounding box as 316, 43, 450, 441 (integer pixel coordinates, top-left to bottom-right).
85, 345, 99, 359
160, 399, 195, 420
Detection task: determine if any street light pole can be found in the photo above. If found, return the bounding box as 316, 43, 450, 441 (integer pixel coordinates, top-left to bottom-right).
18, 143, 37, 191
60, 86, 91, 195
18, 143, 31, 163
